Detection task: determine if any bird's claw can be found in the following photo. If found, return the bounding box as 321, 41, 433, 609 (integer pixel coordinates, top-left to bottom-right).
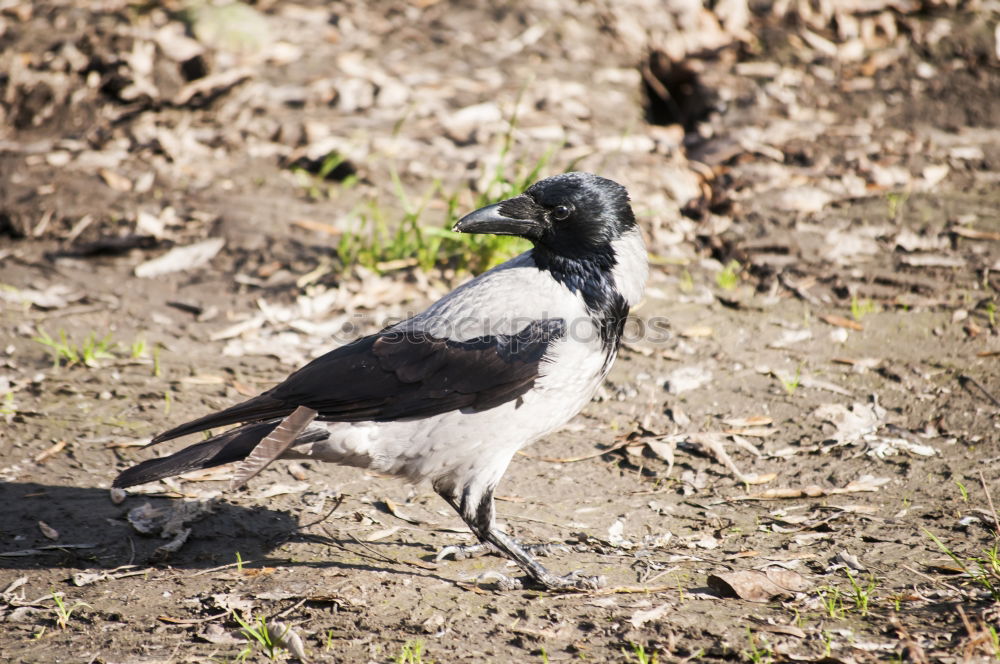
435, 542, 494, 562
470, 570, 524, 591
537, 570, 606, 591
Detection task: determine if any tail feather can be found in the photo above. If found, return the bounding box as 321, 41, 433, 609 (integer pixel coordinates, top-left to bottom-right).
114, 420, 302, 488
150, 394, 289, 445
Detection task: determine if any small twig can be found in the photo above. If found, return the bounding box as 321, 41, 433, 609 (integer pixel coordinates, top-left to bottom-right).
901, 564, 962, 594
958, 374, 1000, 408
346, 533, 402, 566
271, 597, 308, 620
188, 559, 257, 578
295, 493, 346, 531
158, 611, 228, 625
978, 470, 1000, 536
587, 583, 677, 596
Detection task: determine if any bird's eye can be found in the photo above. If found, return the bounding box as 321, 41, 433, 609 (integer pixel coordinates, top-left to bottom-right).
552, 205, 571, 221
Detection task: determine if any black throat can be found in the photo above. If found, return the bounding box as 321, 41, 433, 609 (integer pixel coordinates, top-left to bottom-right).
531, 245, 629, 353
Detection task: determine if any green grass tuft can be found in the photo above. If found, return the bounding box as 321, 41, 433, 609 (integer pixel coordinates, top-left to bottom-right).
34, 329, 116, 368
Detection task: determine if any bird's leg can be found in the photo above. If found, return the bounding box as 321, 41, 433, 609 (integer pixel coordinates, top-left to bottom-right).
434, 482, 603, 591
436, 540, 565, 562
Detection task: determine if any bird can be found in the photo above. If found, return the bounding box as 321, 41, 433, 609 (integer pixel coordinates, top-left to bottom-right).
113, 172, 648, 590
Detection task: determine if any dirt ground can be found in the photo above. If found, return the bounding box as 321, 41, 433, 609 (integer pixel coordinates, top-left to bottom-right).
2, 1, 999, 662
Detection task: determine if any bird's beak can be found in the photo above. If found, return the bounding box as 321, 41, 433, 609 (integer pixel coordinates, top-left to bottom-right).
452, 196, 545, 239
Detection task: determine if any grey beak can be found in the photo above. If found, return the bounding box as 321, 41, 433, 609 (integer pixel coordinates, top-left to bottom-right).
453, 198, 545, 238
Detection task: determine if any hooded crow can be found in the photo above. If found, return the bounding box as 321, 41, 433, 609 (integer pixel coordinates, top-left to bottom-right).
114, 172, 648, 589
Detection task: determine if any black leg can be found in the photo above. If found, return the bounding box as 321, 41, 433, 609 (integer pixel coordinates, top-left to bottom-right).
433, 481, 603, 591
436, 540, 565, 562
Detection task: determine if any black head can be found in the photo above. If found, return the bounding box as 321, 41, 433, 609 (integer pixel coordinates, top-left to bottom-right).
453, 172, 636, 259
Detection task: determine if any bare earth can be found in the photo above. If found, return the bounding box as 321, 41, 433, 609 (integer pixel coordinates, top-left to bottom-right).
1, 1, 999, 662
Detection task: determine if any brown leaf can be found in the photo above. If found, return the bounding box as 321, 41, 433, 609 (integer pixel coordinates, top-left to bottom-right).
99, 168, 133, 192
820, 314, 863, 331
707, 568, 810, 602
384, 498, 421, 524
755, 622, 807, 638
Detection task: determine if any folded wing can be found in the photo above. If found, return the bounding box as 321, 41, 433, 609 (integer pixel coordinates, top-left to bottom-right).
150, 318, 567, 445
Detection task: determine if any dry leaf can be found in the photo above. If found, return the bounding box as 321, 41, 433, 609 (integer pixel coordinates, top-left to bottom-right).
363, 526, 401, 542
37, 521, 59, 540
820, 314, 863, 331
723, 415, 774, 428
99, 168, 133, 192
34, 440, 67, 464
707, 568, 810, 602
135, 238, 226, 278
679, 325, 714, 338
629, 602, 672, 628
814, 401, 885, 444
384, 498, 421, 525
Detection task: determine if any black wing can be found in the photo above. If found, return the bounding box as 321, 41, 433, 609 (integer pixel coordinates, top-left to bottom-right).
150, 318, 566, 444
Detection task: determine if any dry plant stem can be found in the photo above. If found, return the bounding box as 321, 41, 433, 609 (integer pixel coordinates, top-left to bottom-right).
978, 470, 1000, 535
901, 564, 963, 593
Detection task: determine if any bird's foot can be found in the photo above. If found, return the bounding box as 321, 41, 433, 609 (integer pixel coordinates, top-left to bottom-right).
531, 569, 606, 591
469, 568, 604, 592
436, 542, 494, 562
470, 570, 524, 591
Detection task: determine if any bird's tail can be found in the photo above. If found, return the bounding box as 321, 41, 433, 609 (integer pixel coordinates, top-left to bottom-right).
112, 420, 324, 488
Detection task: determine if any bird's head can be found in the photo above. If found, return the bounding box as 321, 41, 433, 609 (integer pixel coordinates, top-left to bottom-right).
453, 172, 636, 260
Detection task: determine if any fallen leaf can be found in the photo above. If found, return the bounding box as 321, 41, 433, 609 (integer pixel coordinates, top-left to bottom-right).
755, 622, 807, 638
820, 314, 863, 331
679, 325, 714, 338
707, 568, 810, 602
197, 624, 243, 645
814, 400, 886, 444
363, 526, 400, 542
99, 168, 132, 192
629, 602, 671, 628
383, 498, 421, 525
134, 238, 226, 278
723, 415, 774, 428
33, 440, 66, 464
665, 364, 713, 394
37, 521, 59, 540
